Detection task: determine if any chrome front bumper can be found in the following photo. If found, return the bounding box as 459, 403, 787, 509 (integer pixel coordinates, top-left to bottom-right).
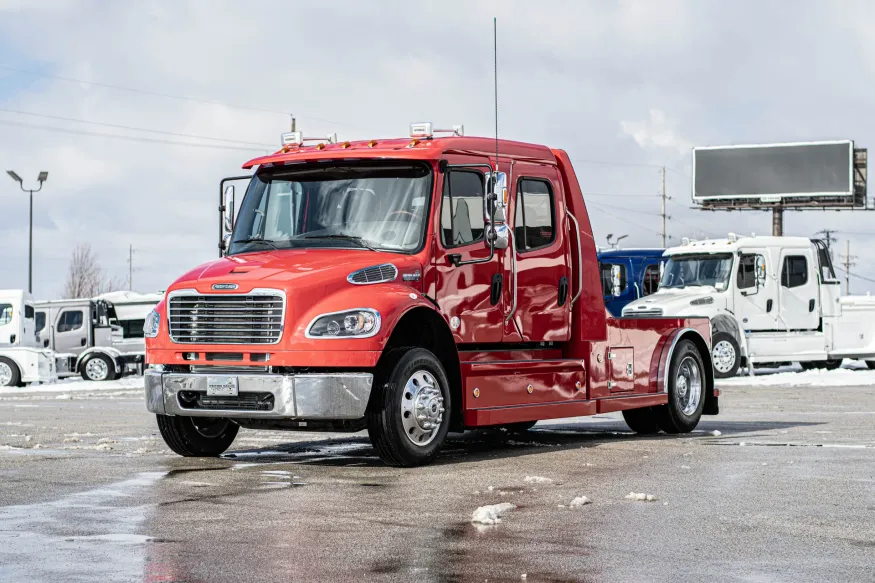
144, 370, 373, 419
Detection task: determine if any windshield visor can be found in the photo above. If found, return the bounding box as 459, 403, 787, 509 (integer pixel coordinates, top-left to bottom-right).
230, 161, 433, 255
660, 253, 733, 290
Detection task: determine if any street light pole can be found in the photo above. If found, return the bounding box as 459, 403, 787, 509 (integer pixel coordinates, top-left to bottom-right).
6, 170, 48, 294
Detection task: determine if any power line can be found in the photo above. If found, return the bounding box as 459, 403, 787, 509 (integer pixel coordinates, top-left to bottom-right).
0, 118, 272, 152
0, 106, 275, 147
588, 203, 673, 240
583, 192, 660, 198
586, 200, 663, 217
835, 265, 875, 285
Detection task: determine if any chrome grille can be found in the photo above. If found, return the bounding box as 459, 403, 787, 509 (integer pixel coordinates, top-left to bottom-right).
168, 292, 284, 344
347, 264, 397, 285
624, 307, 664, 318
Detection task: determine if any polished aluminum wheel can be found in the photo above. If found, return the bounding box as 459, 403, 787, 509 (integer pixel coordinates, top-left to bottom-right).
0, 362, 13, 386
85, 357, 110, 381
712, 340, 736, 374
676, 355, 703, 416
400, 369, 445, 447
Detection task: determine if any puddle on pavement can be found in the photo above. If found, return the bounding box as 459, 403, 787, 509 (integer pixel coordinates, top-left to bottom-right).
0, 471, 165, 583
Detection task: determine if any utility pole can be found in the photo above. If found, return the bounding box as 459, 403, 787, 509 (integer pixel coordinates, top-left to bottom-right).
127, 244, 134, 291
815, 229, 838, 262
841, 240, 857, 295
660, 166, 667, 247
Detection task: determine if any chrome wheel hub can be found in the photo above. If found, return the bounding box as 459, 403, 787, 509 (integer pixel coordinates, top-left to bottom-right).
400, 369, 445, 447
712, 340, 736, 373
0, 362, 13, 386
676, 356, 702, 416
85, 358, 109, 381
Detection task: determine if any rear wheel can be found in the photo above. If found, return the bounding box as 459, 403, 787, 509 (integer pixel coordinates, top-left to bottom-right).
80, 353, 114, 381
800, 359, 842, 371
867, 361, 875, 370
156, 415, 239, 457
622, 407, 660, 434
0, 357, 22, 387
711, 332, 740, 378
367, 347, 451, 467
655, 339, 706, 434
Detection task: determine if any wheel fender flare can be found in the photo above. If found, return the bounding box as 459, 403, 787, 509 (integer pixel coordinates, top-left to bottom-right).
76, 347, 122, 374
710, 313, 742, 346
653, 327, 715, 398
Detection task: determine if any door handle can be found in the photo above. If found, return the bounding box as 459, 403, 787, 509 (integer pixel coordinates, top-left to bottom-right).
490, 274, 503, 306
558, 276, 569, 306
809, 299, 815, 312
766, 299, 773, 313
81, 338, 87, 346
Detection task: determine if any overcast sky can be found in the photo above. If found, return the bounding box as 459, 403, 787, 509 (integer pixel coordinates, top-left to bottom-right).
2, 0, 875, 298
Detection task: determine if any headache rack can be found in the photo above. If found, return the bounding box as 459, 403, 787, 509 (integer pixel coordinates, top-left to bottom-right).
168, 290, 286, 345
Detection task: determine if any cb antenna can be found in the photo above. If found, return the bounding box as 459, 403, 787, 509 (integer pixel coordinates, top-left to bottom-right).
493, 17, 499, 172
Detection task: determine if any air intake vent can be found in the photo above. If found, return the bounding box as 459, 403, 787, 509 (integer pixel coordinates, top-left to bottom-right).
347, 264, 398, 285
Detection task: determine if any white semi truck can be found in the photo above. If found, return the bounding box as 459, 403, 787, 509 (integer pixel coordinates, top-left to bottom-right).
0, 289, 57, 387
622, 235, 875, 377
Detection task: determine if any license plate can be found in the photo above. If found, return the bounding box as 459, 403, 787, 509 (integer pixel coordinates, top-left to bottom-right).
206, 376, 238, 397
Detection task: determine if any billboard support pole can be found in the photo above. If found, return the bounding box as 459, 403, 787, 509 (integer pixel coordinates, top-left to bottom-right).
772, 206, 783, 236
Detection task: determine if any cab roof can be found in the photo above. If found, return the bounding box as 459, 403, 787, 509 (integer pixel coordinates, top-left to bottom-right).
242, 136, 557, 169
664, 236, 812, 256
598, 248, 665, 259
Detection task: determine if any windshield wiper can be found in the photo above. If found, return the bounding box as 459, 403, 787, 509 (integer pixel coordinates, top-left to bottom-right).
301, 234, 376, 251
232, 237, 280, 251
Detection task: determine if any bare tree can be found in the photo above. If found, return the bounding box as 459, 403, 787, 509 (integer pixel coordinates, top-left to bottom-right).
63, 243, 123, 298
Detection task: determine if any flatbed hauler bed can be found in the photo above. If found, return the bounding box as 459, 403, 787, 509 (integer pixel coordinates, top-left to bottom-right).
144, 124, 718, 466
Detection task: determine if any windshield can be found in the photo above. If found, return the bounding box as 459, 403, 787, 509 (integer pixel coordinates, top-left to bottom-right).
229, 161, 432, 255
660, 253, 733, 290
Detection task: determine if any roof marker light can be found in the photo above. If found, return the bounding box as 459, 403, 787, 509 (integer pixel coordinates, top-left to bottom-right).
368, 140, 378, 148
409, 122, 464, 139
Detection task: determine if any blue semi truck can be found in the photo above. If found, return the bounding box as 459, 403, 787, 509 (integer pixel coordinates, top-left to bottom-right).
598, 248, 664, 316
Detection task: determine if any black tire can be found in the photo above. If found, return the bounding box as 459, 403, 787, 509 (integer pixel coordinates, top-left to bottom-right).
801, 359, 842, 371
655, 339, 707, 434
156, 414, 239, 457
622, 407, 660, 434
867, 361, 875, 370
367, 347, 451, 467
710, 332, 740, 379
80, 353, 114, 381
0, 356, 22, 388
499, 421, 538, 433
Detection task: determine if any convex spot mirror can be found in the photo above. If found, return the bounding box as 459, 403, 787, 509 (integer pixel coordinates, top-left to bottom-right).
483, 171, 509, 250
611, 265, 623, 297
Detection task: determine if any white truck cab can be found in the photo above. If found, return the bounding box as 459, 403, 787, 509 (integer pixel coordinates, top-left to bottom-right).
622, 235, 875, 377
0, 289, 57, 387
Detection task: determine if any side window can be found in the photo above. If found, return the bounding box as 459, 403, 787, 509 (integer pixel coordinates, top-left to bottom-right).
737, 254, 764, 289
440, 171, 485, 248
24, 305, 34, 319
514, 179, 555, 252
0, 304, 12, 326
600, 263, 627, 296
35, 312, 46, 333
781, 256, 808, 288
642, 264, 660, 296
57, 310, 84, 333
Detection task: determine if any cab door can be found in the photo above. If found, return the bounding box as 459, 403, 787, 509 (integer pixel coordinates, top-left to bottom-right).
778, 250, 819, 330
733, 250, 777, 331
433, 166, 505, 343
54, 307, 89, 355
506, 165, 571, 342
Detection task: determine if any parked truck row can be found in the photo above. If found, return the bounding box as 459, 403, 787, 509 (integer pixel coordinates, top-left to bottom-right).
0, 289, 161, 387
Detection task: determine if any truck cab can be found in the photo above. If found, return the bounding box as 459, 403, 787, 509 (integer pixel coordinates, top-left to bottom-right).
35, 291, 161, 381
144, 124, 718, 466
622, 235, 875, 377
0, 289, 57, 387
598, 248, 664, 316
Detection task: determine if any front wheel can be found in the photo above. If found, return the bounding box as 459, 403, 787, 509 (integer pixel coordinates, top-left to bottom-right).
655, 339, 706, 434
367, 347, 451, 467
156, 415, 239, 457
0, 357, 22, 387
711, 332, 740, 378
801, 359, 842, 371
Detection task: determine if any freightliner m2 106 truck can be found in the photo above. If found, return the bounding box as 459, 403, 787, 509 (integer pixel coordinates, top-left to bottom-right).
144, 124, 719, 466
623, 235, 875, 377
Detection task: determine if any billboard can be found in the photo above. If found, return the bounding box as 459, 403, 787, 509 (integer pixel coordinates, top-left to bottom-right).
693, 140, 867, 208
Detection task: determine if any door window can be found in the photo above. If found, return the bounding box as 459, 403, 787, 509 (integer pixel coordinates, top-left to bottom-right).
57, 310, 84, 333
0, 304, 11, 326
642, 264, 660, 295
440, 171, 485, 248
781, 256, 808, 288
737, 254, 765, 289
600, 263, 627, 296
35, 312, 46, 333
514, 179, 555, 252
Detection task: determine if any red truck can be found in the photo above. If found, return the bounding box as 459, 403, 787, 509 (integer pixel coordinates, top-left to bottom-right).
143, 123, 718, 467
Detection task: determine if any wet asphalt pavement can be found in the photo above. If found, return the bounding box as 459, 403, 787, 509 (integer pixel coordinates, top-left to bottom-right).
0, 380, 873, 583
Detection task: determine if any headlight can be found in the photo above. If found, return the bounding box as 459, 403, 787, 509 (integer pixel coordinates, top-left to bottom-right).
306, 309, 380, 338
690, 297, 714, 306
143, 309, 160, 338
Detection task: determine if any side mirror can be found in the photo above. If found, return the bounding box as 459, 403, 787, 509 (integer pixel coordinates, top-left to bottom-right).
223, 185, 236, 235
611, 265, 623, 297
484, 172, 508, 225
755, 256, 767, 288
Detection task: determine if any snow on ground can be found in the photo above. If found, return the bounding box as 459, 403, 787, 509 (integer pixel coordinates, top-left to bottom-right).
719, 362, 875, 389
471, 503, 516, 525
625, 492, 657, 502
0, 376, 143, 395
568, 496, 592, 508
